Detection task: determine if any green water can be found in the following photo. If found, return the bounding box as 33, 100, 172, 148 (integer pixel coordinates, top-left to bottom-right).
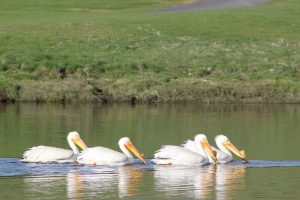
0, 103, 300, 199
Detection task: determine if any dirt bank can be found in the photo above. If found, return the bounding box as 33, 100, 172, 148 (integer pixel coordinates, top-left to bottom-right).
1, 79, 299, 104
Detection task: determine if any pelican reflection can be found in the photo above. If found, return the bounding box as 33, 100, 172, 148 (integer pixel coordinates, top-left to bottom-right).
23, 175, 66, 199
67, 166, 145, 199
215, 165, 246, 200
154, 165, 216, 199
154, 164, 246, 199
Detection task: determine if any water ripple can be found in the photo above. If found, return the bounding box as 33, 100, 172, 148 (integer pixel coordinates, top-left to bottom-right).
1, 158, 300, 177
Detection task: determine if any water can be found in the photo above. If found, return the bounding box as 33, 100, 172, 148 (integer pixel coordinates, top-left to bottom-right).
0, 103, 300, 199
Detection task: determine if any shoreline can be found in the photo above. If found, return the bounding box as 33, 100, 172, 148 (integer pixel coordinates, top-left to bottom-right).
1, 78, 299, 104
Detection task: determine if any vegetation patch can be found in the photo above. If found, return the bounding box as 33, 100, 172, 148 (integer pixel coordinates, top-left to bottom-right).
0, 0, 299, 103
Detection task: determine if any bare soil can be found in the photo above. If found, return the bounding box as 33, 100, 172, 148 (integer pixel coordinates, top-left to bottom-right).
154, 0, 267, 12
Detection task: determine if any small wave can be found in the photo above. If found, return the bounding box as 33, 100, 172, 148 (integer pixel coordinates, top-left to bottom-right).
0, 158, 300, 177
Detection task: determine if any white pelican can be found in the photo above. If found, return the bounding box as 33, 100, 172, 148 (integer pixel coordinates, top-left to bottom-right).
183, 134, 247, 164
76, 137, 146, 166
152, 134, 218, 166
21, 131, 88, 163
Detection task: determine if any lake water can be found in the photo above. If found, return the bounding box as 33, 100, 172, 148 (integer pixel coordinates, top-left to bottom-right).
0, 103, 300, 199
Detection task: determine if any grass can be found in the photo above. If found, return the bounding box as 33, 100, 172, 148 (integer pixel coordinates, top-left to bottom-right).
0, 0, 300, 103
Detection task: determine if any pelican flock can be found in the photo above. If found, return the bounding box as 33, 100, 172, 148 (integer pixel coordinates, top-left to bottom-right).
21, 132, 247, 166
22, 131, 88, 163
183, 134, 247, 163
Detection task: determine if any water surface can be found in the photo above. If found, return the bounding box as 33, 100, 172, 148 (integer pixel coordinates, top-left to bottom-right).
0, 103, 299, 199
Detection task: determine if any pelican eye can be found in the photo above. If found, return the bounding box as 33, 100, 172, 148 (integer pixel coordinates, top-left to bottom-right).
201, 139, 208, 144
125, 141, 132, 147
72, 135, 80, 142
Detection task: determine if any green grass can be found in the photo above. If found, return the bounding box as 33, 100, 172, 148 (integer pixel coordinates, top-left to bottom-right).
0, 0, 300, 102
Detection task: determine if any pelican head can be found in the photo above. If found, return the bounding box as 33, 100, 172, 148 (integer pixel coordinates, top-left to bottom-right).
67, 131, 88, 151
118, 137, 147, 164
215, 135, 247, 161
195, 134, 219, 164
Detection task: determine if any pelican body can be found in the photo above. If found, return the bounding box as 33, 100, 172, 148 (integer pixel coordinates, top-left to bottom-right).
76, 137, 146, 166
22, 131, 88, 163
183, 134, 247, 163
152, 134, 218, 166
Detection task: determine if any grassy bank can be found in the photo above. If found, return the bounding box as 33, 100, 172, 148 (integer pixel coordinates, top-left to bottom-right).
0, 0, 300, 103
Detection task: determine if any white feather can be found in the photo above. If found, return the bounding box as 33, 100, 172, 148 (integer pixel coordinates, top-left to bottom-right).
77, 147, 131, 166
76, 137, 142, 166
21, 131, 86, 163
181, 139, 198, 153
152, 145, 208, 166
21, 146, 74, 163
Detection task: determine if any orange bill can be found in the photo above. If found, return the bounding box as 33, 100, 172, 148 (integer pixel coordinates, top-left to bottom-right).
224, 141, 248, 162
125, 142, 147, 164
73, 135, 88, 150
201, 140, 219, 164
